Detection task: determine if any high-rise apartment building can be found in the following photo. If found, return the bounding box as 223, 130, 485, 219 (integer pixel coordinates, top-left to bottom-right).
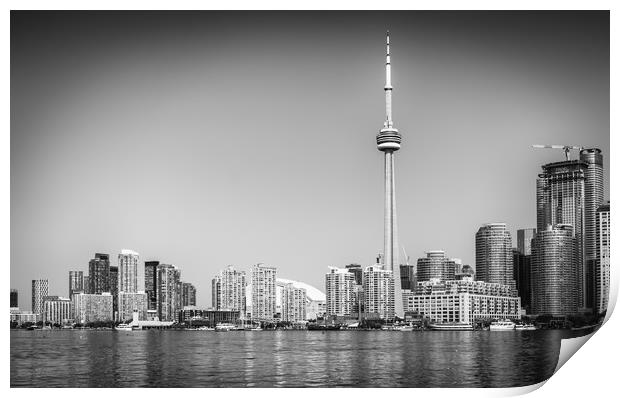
157, 264, 181, 322
10, 289, 18, 308
213, 266, 246, 313
88, 253, 110, 294
345, 264, 363, 285
109, 266, 119, 320
594, 202, 610, 314
251, 264, 277, 321
83, 274, 91, 294
119, 291, 148, 322
43, 296, 73, 325
531, 224, 579, 316
363, 265, 394, 321
536, 159, 588, 309
325, 267, 356, 317
181, 282, 197, 307
416, 251, 456, 282
399, 264, 416, 290
73, 292, 113, 324
31, 279, 49, 320
517, 228, 536, 256
281, 283, 307, 322
144, 261, 160, 311
475, 223, 516, 291
118, 249, 141, 294
68, 270, 84, 299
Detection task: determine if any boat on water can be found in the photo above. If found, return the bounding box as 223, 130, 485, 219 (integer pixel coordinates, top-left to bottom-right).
115, 323, 133, 331
428, 323, 474, 331
197, 326, 215, 331
393, 324, 414, 331
489, 320, 516, 330
215, 323, 237, 332
515, 323, 537, 331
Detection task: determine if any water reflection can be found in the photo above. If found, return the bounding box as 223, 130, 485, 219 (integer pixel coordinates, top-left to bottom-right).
11, 329, 572, 388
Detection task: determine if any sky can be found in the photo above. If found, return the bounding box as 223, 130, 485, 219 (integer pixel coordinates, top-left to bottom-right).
11, 11, 610, 310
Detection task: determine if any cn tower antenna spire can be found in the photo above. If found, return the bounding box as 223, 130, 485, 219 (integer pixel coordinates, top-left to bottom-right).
385, 30, 393, 128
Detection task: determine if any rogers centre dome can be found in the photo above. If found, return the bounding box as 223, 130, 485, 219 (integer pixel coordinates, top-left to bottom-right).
245, 278, 326, 320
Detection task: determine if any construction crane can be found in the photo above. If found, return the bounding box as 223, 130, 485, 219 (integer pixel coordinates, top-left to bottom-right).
532, 145, 583, 161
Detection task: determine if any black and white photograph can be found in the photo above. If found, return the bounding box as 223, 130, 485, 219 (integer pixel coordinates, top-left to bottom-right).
8, 9, 613, 390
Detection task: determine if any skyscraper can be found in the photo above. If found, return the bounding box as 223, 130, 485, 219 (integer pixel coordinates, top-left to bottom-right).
581, 148, 604, 310
213, 266, 246, 313
109, 266, 119, 320
73, 292, 113, 324
68, 270, 84, 299
119, 292, 148, 322
594, 202, 610, 315
345, 264, 363, 285
325, 267, 356, 317
416, 251, 456, 282
10, 289, 18, 308
88, 253, 110, 294
475, 223, 516, 291
118, 249, 141, 294
31, 279, 49, 320
512, 249, 532, 314
517, 228, 536, 256
157, 264, 181, 322
363, 265, 395, 321
251, 263, 277, 321
531, 224, 579, 316
376, 32, 404, 318
536, 159, 588, 309
144, 260, 160, 311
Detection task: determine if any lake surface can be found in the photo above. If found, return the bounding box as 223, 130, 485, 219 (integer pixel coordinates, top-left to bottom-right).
10, 329, 589, 388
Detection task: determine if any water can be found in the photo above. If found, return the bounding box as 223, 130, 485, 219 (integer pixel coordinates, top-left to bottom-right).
10, 329, 588, 388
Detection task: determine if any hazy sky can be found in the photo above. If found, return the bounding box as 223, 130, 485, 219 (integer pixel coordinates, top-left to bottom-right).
11, 11, 609, 310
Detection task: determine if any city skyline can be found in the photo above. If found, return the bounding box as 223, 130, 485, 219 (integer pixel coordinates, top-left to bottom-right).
11, 11, 610, 309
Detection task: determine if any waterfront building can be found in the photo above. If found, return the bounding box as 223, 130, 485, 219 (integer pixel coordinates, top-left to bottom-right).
363, 265, 395, 321
178, 308, 240, 327
512, 249, 532, 314
43, 296, 73, 325
31, 279, 49, 321
213, 266, 246, 313
88, 253, 110, 294
212, 275, 221, 309
68, 270, 84, 299
416, 251, 456, 282
181, 282, 197, 307
72, 292, 113, 323
281, 283, 307, 322
144, 261, 160, 311
536, 159, 588, 309
404, 278, 521, 324
594, 202, 610, 314
10, 309, 37, 325
475, 223, 516, 292
531, 224, 579, 316
118, 249, 142, 293
517, 228, 536, 256
109, 266, 119, 320
251, 263, 277, 321
244, 278, 326, 321
10, 289, 18, 308
157, 264, 181, 322
376, 32, 404, 318
325, 267, 356, 317
119, 291, 148, 322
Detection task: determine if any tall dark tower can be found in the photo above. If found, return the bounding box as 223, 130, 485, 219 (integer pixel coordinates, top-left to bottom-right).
376, 32, 404, 318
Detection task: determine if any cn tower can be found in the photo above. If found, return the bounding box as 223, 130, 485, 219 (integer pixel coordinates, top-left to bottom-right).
376, 31, 404, 318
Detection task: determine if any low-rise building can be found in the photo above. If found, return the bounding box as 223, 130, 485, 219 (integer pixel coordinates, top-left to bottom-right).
403, 277, 521, 324
43, 296, 73, 325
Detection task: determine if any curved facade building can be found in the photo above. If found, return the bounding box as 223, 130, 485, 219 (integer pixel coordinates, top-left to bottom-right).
531, 224, 579, 316
416, 251, 456, 282
475, 223, 515, 291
